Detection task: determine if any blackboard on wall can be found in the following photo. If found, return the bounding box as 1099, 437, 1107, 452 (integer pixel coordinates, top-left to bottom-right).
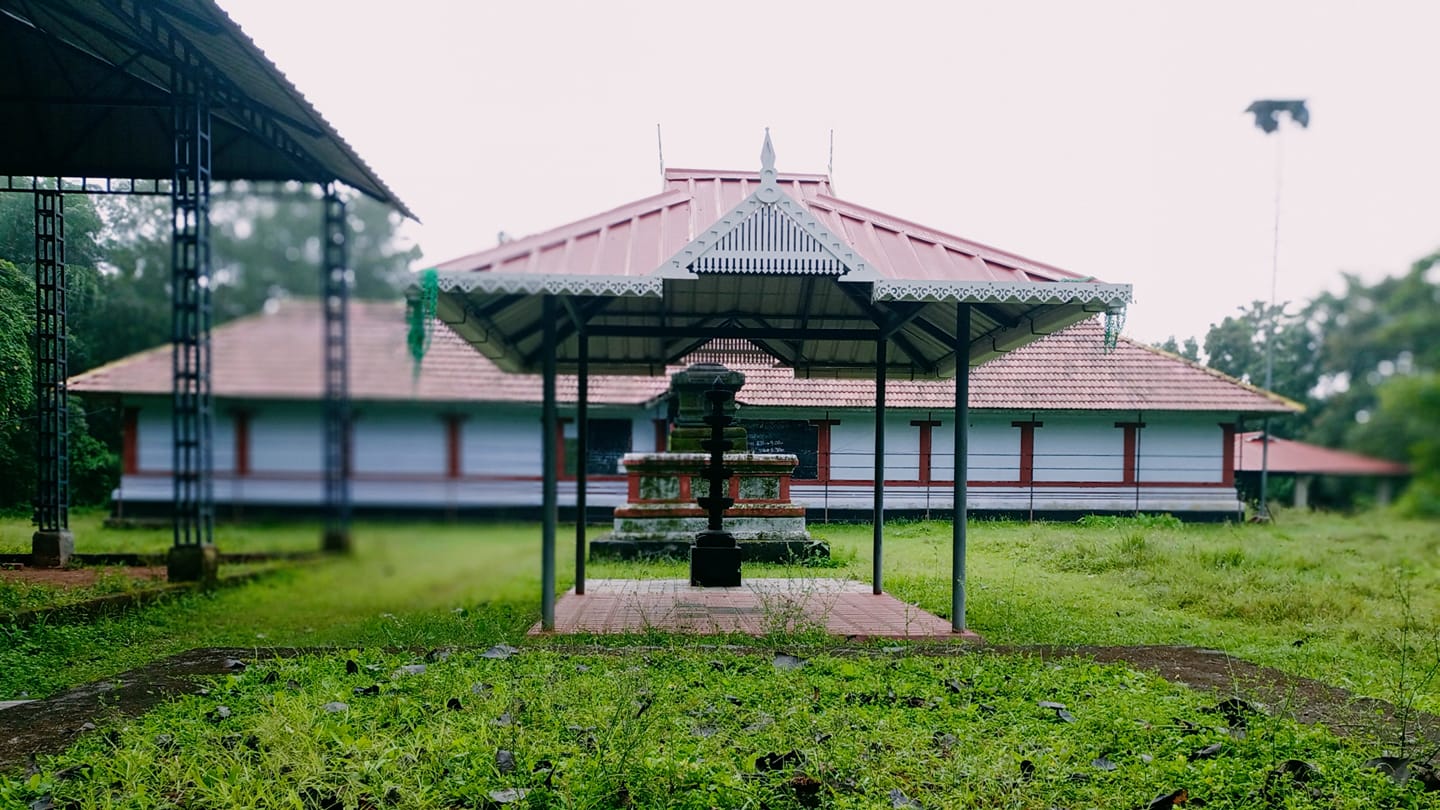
739, 420, 819, 480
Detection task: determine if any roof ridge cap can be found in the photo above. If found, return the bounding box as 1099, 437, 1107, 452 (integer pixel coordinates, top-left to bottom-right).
1123, 335, 1305, 413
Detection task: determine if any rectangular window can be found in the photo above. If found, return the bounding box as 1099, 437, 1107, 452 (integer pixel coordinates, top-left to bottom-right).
564, 418, 633, 476
740, 420, 819, 480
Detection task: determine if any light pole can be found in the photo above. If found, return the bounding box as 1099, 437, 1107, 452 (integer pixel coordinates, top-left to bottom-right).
1245, 99, 1309, 520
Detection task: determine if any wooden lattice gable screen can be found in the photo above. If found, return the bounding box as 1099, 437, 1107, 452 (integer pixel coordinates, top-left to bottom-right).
660, 132, 877, 280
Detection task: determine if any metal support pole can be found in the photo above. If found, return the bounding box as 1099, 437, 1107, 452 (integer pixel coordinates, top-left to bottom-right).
321, 184, 352, 552
575, 328, 588, 595
541, 295, 558, 629
873, 335, 887, 595
167, 70, 216, 583
952, 304, 971, 632
31, 185, 72, 568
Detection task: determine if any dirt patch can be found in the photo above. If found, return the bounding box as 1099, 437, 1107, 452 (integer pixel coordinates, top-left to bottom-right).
3, 644, 1437, 771
0, 565, 167, 589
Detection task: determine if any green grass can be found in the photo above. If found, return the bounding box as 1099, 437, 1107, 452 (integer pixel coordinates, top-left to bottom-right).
0, 508, 327, 555
2, 511, 1438, 712
7, 648, 1432, 809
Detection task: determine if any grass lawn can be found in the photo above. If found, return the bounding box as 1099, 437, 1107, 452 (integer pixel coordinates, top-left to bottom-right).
1, 509, 1439, 806
7, 647, 1429, 809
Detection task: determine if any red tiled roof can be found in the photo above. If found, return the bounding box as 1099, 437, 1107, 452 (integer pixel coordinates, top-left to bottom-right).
1234, 432, 1410, 476
69, 300, 668, 405
71, 300, 1297, 415
432, 168, 1088, 285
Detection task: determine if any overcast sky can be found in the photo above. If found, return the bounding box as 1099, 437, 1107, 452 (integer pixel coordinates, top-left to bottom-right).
224, 0, 1440, 344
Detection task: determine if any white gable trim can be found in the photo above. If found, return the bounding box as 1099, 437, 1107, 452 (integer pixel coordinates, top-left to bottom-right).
658, 133, 879, 281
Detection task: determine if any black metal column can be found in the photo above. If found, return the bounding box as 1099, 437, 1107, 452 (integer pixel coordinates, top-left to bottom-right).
322, 184, 352, 552
541, 295, 558, 630
31, 186, 72, 568
952, 304, 971, 632
167, 71, 217, 583
873, 335, 887, 595
575, 328, 588, 595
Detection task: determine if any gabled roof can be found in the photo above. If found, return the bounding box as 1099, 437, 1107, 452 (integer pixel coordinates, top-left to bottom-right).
430, 136, 1130, 379
0, 0, 411, 216
71, 300, 1294, 415
435, 167, 1094, 288
1234, 432, 1409, 476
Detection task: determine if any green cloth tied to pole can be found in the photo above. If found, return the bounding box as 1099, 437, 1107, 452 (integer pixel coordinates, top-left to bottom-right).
408, 268, 439, 378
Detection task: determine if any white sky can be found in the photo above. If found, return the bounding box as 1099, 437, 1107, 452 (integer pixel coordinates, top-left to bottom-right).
224, 0, 1440, 344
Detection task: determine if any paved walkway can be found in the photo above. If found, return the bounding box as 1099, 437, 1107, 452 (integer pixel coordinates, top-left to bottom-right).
531, 578, 980, 640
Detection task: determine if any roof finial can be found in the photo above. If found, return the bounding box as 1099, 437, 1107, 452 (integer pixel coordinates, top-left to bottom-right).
760, 128, 775, 177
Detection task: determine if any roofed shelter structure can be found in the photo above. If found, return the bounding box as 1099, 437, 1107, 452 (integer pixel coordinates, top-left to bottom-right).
1, 0, 410, 578
428, 133, 1133, 632
1235, 432, 1410, 508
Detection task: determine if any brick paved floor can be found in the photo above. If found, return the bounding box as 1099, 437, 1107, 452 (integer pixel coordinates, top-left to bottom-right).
531, 578, 982, 640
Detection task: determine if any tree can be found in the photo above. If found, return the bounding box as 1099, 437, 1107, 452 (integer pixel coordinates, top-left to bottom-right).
1358, 374, 1440, 516
1154, 335, 1200, 362
0, 260, 35, 508
1201, 300, 1320, 432
1302, 261, 1440, 450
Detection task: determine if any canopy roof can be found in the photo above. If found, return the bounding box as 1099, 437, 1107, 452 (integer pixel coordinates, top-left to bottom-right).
1234, 432, 1410, 476
71, 300, 1293, 416
0, 0, 411, 216
432, 135, 1130, 379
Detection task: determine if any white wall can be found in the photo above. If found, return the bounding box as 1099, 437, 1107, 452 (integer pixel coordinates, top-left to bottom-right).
827, 411, 921, 480
932, 415, 1020, 481
354, 407, 446, 475
463, 406, 541, 476
1033, 414, 1125, 483
250, 403, 323, 473
1138, 416, 1224, 483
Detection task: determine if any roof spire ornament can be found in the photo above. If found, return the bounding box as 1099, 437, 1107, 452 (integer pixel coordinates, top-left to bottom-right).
758, 129, 779, 202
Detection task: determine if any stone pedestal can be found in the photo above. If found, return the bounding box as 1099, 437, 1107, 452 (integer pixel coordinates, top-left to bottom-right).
168, 543, 219, 586
31, 530, 74, 568
590, 452, 825, 561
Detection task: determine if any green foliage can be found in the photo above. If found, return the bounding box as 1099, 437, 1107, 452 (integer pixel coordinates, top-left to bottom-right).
3, 649, 1417, 809
1153, 334, 1200, 362
1362, 373, 1440, 516
1202, 300, 1319, 416
0, 260, 36, 508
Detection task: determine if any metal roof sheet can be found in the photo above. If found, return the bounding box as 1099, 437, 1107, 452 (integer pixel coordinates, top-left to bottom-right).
71, 301, 1294, 415
0, 0, 411, 216
432, 153, 1130, 379
436, 168, 1079, 286
1233, 432, 1410, 476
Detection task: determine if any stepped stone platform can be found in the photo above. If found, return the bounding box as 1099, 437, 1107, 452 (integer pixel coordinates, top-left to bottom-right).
531, 578, 978, 639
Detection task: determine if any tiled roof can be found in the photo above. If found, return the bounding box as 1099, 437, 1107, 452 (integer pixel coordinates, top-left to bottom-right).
71, 300, 1297, 415
69, 300, 668, 405
433, 168, 1086, 285
1234, 432, 1409, 476
726, 320, 1297, 413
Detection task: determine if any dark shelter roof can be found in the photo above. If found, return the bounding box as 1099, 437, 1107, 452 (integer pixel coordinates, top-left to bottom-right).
0, 0, 412, 216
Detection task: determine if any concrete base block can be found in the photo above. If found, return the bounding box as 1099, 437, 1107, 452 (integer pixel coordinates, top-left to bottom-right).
322, 528, 352, 553
31, 530, 75, 568
168, 543, 219, 586
690, 531, 742, 587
